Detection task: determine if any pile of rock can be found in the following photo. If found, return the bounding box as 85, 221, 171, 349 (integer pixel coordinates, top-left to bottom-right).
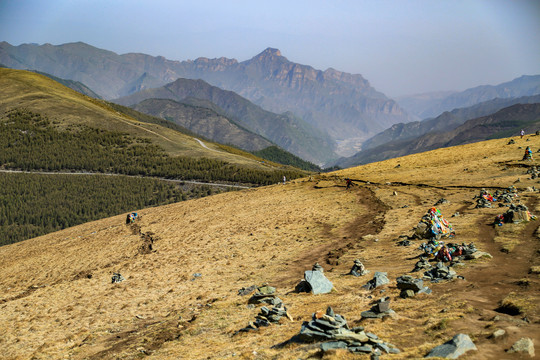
495, 203, 537, 226
348, 259, 370, 277
295, 263, 334, 294
298, 306, 400, 356
412, 257, 432, 272
423, 262, 458, 282
360, 297, 396, 319
434, 198, 450, 206
361, 272, 389, 290
248, 284, 283, 307
414, 208, 454, 240
396, 275, 431, 298
527, 166, 539, 179
237, 305, 292, 333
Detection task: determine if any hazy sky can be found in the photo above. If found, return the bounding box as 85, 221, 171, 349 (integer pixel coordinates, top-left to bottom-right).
1, 0, 539, 97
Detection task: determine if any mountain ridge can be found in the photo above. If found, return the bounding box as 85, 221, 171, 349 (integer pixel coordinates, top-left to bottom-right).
0, 41, 412, 160
114, 77, 336, 165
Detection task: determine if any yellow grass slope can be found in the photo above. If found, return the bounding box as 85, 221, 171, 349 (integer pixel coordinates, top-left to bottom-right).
0, 68, 273, 168
1, 134, 539, 359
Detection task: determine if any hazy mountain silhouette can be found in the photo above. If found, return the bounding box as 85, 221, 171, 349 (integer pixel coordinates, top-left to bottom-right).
114, 78, 336, 164
397, 75, 540, 119
336, 102, 540, 167
0, 41, 411, 160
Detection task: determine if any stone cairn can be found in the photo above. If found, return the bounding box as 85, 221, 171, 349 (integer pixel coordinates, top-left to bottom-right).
297, 306, 400, 357
348, 259, 370, 277
396, 275, 431, 298
295, 263, 334, 295
247, 283, 283, 307
423, 262, 459, 283
361, 272, 389, 291
236, 283, 293, 334
360, 296, 396, 319
412, 257, 432, 272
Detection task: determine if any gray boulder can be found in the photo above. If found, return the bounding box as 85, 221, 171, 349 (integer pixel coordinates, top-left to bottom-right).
303, 270, 334, 294
362, 272, 389, 290
425, 334, 477, 359
507, 337, 535, 357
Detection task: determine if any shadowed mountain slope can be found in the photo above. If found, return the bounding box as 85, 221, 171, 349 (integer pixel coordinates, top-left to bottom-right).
114, 77, 336, 164
363, 94, 540, 150
337, 102, 540, 168
131, 98, 273, 152
398, 75, 540, 119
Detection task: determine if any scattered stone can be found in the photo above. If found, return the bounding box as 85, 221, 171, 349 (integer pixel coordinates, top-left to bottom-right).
424, 262, 458, 282
248, 284, 282, 307
397, 239, 412, 246
361, 297, 396, 319
236, 304, 292, 334
507, 139, 515, 145
434, 198, 450, 206
111, 273, 125, 283
238, 285, 258, 296
507, 337, 535, 357
451, 212, 460, 217
362, 272, 389, 290
489, 329, 506, 339
312, 262, 325, 273
296, 264, 334, 294
412, 257, 432, 272
395, 164, 401, 168
392, 191, 398, 196
349, 259, 370, 277
464, 251, 492, 260
425, 333, 477, 358
191, 273, 202, 281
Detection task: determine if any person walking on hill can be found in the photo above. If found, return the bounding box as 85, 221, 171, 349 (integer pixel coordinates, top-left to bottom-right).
283, 175, 286, 185
346, 178, 352, 189
520, 129, 525, 139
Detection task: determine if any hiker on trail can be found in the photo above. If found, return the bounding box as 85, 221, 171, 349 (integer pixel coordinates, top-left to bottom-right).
520, 129, 525, 139
346, 178, 352, 189
283, 176, 286, 184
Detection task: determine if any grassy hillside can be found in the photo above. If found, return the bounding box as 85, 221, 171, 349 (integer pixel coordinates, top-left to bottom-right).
0, 172, 222, 246
0, 69, 308, 245
1, 133, 538, 359
0, 68, 288, 169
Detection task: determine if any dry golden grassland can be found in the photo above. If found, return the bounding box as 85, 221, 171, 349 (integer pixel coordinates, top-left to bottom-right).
0, 131, 539, 359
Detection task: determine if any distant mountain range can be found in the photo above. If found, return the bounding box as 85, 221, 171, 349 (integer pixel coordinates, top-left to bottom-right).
336, 101, 540, 168
397, 75, 540, 119
0, 41, 412, 161
363, 94, 540, 150
115, 77, 335, 164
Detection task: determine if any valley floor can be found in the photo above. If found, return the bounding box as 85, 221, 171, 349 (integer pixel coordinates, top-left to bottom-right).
0, 135, 539, 359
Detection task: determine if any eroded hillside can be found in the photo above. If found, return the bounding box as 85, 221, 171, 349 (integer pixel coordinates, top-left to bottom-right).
1, 134, 539, 359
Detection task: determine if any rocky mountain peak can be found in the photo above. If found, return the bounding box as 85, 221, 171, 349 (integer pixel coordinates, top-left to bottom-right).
250, 48, 285, 63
